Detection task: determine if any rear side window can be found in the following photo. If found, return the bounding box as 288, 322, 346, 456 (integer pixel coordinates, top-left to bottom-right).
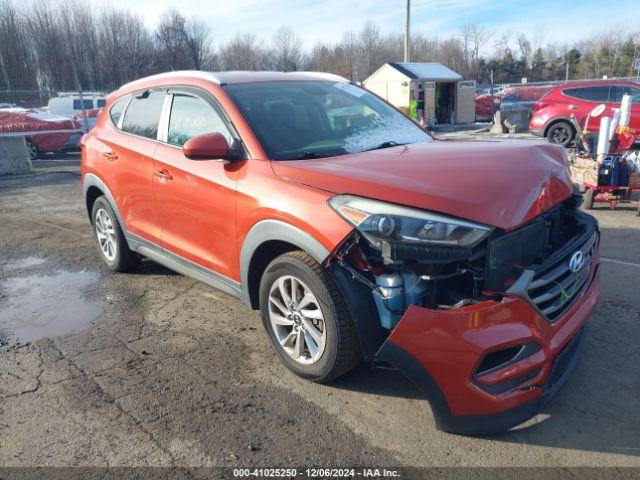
121, 90, 165, 139
167, 94, 232, 147
109, 95, 130, 127
563, 86, 612, 102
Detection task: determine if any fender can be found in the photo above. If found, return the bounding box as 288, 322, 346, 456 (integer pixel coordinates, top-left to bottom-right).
83, 172, 127, 231
239, 219, 330, 295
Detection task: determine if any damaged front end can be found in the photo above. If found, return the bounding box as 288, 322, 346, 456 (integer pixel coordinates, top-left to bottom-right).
326, 193, 600, 435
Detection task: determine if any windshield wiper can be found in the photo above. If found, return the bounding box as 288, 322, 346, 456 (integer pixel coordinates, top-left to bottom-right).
364, 141, 406, 151
295, 151, 326, 160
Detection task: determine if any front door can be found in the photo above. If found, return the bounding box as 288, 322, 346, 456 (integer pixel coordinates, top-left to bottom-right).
152, 90, 240, 280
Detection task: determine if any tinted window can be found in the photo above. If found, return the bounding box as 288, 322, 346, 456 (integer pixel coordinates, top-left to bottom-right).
564, 86, 612, 102
224, 81, 431, 160
167, 94, 232, 147
73, 99, 94, 110
121, 90, 165, 139
109, 95, 129, 127
97, 99, 106, 108
612, 85, 640, 103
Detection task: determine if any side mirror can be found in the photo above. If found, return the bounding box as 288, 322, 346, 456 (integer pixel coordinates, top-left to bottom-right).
182, 132, 238, 160
590, 104, 606, 117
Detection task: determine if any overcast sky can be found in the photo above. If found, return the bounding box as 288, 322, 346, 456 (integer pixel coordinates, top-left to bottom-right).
100, 0, 640, 50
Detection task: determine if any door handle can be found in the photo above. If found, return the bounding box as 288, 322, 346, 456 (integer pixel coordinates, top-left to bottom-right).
568, 105, 579, 110
153, 168, 173, 181
103, 151, 118, 161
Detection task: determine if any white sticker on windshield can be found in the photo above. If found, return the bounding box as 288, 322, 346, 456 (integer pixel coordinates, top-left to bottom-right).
333, 82, 366, 98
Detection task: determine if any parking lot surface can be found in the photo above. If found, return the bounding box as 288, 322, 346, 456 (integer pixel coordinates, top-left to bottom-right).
1, 151, 639, 467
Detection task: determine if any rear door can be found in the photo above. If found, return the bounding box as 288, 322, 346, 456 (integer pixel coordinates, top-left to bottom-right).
104, 89, 165, 244
152, 89, 240, 279
563, 85, 614, 131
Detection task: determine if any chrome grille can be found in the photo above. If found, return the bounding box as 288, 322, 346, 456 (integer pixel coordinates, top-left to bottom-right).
508, 231, 598, 323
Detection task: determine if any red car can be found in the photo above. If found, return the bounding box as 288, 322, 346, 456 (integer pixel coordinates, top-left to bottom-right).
81, 71, 600, 435
0, 107, 84, 159
475, 93, 500, 121
530, 80, 640, 146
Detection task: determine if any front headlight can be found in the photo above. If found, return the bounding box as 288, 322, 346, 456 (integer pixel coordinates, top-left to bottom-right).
328, 195, 493, 251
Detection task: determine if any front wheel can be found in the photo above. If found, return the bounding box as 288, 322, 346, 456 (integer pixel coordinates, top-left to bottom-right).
259, 251, 361, 383
583, 188, 595, 210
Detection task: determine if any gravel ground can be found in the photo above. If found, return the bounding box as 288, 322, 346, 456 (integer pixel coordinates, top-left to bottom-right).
1, 151, 639, 469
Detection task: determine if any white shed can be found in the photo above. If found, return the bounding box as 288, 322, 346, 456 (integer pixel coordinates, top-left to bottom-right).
363, 62, 476, 125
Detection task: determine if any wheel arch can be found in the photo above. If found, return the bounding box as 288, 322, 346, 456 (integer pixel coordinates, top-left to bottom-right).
240, 220, 332, 309
83, 173, 126, 230
543, 117, 575, 137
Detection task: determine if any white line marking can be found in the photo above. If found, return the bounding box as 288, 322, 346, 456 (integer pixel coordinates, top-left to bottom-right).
601, 257, 640, 269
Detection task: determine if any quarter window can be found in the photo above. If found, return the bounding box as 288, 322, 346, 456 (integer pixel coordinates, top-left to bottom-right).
167, 94, 233, 147
121, 90, 165, 139
109, 95, 129, 127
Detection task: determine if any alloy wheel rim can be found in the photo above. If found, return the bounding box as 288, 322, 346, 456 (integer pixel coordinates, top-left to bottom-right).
552, 127, 569, 144
268, 275, 327, 365
94, 208, 117, 262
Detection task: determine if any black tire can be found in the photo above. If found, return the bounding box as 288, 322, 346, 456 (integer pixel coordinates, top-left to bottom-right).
25, 139, 38, 160
259, 250, 361, 383
91, 196, 139, 272
547, 121, 575, 147
583, 188, 595, 210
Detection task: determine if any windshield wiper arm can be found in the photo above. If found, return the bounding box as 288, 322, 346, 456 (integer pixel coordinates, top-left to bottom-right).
364, 141, 405, 151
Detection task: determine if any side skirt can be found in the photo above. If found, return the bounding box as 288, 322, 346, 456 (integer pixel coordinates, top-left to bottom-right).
127, 233, 251, 305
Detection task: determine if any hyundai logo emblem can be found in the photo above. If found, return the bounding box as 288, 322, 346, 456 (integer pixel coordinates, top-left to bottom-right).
569, 251, 585, 273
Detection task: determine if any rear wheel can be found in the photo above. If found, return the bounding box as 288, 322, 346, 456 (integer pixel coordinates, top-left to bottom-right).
259, 251, 361, 383
91, 196, 139, 272
547, 121, 575, 147
25, 139, 38, 160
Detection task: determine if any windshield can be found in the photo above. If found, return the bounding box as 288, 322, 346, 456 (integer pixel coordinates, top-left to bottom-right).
223, 81, 432, 160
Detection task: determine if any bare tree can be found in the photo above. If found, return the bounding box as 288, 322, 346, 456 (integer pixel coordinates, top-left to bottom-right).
219, 32, 269, 70
516, 34, 532, 68
98, 8, 156, 89
357, 22, 385, 80
0, 0, 38, 90
460, 23, 492, 65
183, 18, 213, 70
271, 26, 303, 71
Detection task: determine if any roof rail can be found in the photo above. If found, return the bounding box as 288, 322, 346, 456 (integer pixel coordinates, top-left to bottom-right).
291, 71, 350, 83
119, 71, 221, 91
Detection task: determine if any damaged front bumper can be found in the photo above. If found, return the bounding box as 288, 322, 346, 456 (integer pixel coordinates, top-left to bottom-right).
375, 266, 599, 435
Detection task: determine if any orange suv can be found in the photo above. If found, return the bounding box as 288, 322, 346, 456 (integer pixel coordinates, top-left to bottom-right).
82, 71, 600, 435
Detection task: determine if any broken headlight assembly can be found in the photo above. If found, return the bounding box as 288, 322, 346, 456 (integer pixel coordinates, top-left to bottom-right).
328, 194, 493, 262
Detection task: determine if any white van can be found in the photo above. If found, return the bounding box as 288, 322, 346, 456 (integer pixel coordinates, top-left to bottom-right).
47, 92, 107, 118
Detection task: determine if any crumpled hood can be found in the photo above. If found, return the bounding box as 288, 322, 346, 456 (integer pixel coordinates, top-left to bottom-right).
271, 140, 573, 231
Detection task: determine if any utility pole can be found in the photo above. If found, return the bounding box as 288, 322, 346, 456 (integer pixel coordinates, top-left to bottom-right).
565, 61, 570, 83
404, 0, 410, 62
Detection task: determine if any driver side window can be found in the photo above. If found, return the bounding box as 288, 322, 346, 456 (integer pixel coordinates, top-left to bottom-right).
167, 94, 233, 147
